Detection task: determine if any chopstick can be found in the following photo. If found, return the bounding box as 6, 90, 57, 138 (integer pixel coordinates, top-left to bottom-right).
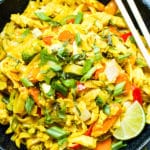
115, 0, 150, 68
127, 0, 150, 48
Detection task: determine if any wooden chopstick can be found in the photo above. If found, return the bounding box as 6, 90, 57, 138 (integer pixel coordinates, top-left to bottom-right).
127, 0, 150, 48
115, 0, 150, 68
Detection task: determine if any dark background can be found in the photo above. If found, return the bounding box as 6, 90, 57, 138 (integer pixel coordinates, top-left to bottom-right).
0, 0, 150, 150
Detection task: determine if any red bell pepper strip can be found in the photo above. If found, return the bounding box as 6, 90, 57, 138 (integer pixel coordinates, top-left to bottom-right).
121, 32, 132, 42
37, 107, 42, 116
132, 87, 143, 105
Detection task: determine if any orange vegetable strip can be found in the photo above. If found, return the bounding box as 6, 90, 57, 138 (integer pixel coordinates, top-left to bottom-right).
95, 138, 112, 150
115, 73, 131, 95
58, 30, 75, 43
28, 88, 40, 105
92, 104, 121, 137
42, 36, 53, 45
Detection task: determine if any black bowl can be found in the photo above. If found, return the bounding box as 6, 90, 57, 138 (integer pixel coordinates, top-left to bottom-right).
0, 0, 150, 150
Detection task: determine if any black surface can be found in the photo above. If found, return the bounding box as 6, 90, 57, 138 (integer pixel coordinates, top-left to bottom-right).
0, 0, 150, 150
0, 0, 29, 31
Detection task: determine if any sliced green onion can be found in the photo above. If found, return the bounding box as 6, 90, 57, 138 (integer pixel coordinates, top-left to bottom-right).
35, 12, 51, 22
20, 77, 33, 87
75, 12, 83, 24
112, 141, 127, 150
113, 82, 126, 96
82, 59, 94, 74
62, 79, 76, 88
48, 61, 62, 72
52, 80, 68, 96
25, 96, 34, 114
81, 66, 97, 81
46, 126, 68, 139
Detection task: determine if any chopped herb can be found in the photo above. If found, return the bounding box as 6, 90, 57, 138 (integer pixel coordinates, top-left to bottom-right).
58, 137, 68, 146
21, 28, 30, 38
75, 33, 82, 46
58, 105, 66, 119
136, 58, 147, 67
20, 77, 33, 87
95, 96, 103, 107
113, 82, 126, 96
71, 53, 86, 61
117, 53, 131, 60
107, 34, 113, 46
129, 36, 136, 44
25, 96, 34, 114
40, 48, 58, 65
44, 109, 54, 124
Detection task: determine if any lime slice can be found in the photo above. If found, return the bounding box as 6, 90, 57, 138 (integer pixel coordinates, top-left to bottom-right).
112, 101, 145, 140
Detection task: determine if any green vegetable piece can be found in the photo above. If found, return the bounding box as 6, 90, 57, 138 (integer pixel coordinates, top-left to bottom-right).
81, 66, 97, 81
117, 53, 131, 60
52, 80, 68, 96
48, 61, 62, 72
58, 105, 66, 119
25, 96, 34, 114
20, 77, 33, 87
136, 58, 147, 67
103, 104, 110, 115
62, 79, 76, 88
112, 141, 127, 150
62, 15, 75, 24
113, 82, 125, 96
82, 59, 94, 74
71, 53, 86, 61
75, 33, 82, 46
22, 50, 36, 63
21, 28, 30, 38
75, 12, 83, 24
46, 126, 68, 139
63, 64, 83, 76
35, 12, 51, 22
40, 48, 58, 65
58, 137, 68, 146
95, 96, 103, 107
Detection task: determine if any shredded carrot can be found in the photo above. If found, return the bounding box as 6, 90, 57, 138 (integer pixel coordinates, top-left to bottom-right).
66, 18, 75, 24
42, 36, 53, 45
109, 26, 121, 37
58, 30, 75, 43
115, 73, 132, 95
28, 88, 40, 105
95, 138, 112, 150
92, 103, 121, 137
93, 65, 105, 80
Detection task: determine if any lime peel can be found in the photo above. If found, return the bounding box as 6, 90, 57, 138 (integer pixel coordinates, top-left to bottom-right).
112, 101, 145, 140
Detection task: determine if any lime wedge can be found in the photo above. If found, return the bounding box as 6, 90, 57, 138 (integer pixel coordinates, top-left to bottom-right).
112, 101, 145, 140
